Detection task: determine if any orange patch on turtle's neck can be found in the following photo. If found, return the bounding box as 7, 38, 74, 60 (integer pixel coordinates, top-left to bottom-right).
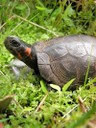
25, 47, 32, 59
18, 52, 22, 60
14, 49, 22, 60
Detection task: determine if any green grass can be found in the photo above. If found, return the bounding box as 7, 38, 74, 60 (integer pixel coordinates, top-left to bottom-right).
0, 0, 96, 127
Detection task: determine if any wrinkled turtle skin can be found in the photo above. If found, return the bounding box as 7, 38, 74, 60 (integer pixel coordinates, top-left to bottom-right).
4, 35, 96, 89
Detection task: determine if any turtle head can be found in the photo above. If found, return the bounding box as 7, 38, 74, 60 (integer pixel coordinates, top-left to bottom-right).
4, 36, 32, 60
4, 36, 38, 72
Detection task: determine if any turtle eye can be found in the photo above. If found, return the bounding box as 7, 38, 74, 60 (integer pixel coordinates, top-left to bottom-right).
10, 40, 20, 47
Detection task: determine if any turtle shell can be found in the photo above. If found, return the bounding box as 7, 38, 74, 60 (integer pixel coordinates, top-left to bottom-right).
34, 35, 96, 87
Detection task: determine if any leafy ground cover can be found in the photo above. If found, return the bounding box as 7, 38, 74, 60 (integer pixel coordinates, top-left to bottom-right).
0, 0, 96, 128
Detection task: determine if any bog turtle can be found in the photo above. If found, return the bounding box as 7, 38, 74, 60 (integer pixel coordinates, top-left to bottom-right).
4, 35, 96, 88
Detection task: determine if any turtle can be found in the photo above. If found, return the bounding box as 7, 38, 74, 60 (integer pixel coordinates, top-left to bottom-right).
4, 34, 96, 89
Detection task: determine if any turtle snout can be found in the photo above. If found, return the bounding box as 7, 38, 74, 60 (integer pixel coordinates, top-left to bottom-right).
4, 36, 21, 48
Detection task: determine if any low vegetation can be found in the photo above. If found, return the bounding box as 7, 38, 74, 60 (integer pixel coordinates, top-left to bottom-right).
0, 0, 96, 127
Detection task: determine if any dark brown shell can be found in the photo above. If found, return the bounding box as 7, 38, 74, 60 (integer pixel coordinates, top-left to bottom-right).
34, 35, 96, 87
